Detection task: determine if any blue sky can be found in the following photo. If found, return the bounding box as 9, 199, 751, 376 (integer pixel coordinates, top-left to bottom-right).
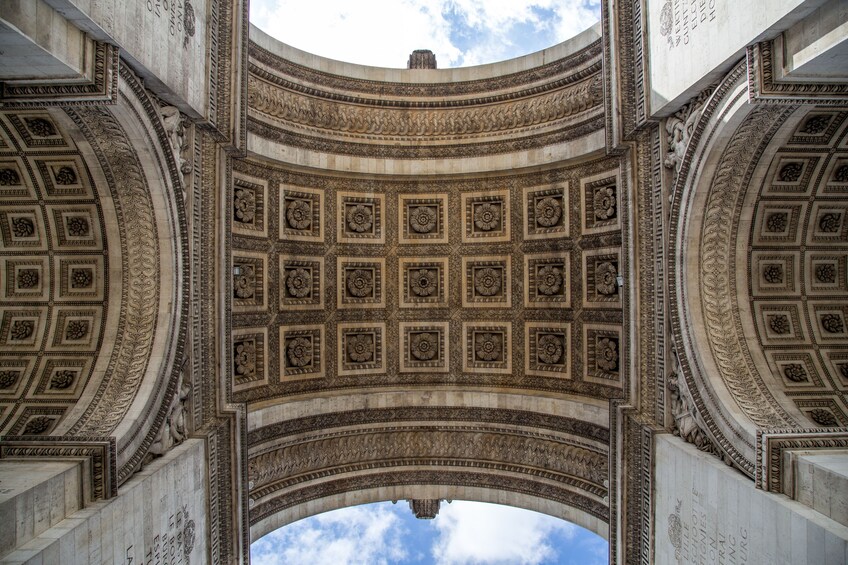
249, 0, 601, 68
251, 500, 608, 565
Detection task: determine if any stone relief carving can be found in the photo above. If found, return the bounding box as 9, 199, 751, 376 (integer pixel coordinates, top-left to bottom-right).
410, 332, 438, 361
286, 199, 311, 229
248, 74, 601, 140
24, 117, 57, 137
146, 361, 192, 461
286, 337, 313, 368
410, 268, 438, 297
474, 203, 501, 232
667, 349, 731, 464
286, 268, 312, 298
473, 267, 502, 296
534, 196, 562, 227
408, 499, 442, 519
537, 334, 564, 365
663, 90, 712, 176
346, 204, 373, 233
475, 333, 503, 362
346, 269, 374, 298
23, 416, 53, 435
537, 265, 563, 296
0, 370, 20, 389
409, 206, 437, 233
160, 105, 192, 179
347, 334, 375, 363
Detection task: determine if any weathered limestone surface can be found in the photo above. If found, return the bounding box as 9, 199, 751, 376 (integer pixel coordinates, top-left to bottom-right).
654, 434, 848, 565
0, 439, 208, 565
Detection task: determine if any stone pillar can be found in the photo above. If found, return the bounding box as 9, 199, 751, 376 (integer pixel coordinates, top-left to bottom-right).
653, 434, 848, 564
0, 439, 209, 564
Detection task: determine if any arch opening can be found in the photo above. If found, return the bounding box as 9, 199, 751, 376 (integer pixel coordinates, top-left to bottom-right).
248, 1, 601, 69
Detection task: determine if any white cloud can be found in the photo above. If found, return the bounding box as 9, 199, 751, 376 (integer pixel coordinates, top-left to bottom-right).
431, 501, 578, 565
250, 504, 408, 565
249, 0, 600, 68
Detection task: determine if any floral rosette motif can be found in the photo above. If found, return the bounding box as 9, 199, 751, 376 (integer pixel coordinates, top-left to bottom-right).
50, 370, 76, 389
819, 213, 842, 233
10, 320, 33, 340
596, 338, 618, 371
286, 268, 312, 298
411, 332, 437, 361
475, 332, 502, 361
11, 217, 35, 238
474, 267, 502, 296
347, 204, 373, 233
534, 196, 562, 227
409, 206, 437, 234
65, 320, 89, 340
474, 203, 500, 232
72, 268, 93, 288
234, 188, 256, 223
537, 334, 563, 364
593, 186, 616, 220
595, 262, 618, 295
234, 265, 255, 299
66, 216, 89, 237
234, 341, 256, 376
411, 269, 437, 297
762, 264, 783, 284
346, 269, 374, 298
347, 334, 374, 363
55, 166, 77, 185
809, 409, 837, 427
769, 315, 790, 334
287, 337, 313, 367
17, 269, 39, 289
821, 313, 844, 334
815, 263, 836, 283
782, 364, 807, 382
778, 163, 802, 182
536, 265, 563, 296
765, 213, 787, 233
286, 199, 312, 230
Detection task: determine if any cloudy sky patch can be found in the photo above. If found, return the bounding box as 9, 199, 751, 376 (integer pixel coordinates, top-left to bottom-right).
249, 0, 601, 68
251, 501, 607, 565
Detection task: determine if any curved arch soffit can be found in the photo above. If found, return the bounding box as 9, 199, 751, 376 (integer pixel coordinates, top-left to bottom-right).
56, 68, 189, 483
669, 61, 812, 475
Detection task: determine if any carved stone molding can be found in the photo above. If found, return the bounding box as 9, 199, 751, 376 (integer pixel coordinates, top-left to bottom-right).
0, 42, 119, 107
747, 39, 848, 105
756, 428, 848, 494
0, 436, 116, 501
